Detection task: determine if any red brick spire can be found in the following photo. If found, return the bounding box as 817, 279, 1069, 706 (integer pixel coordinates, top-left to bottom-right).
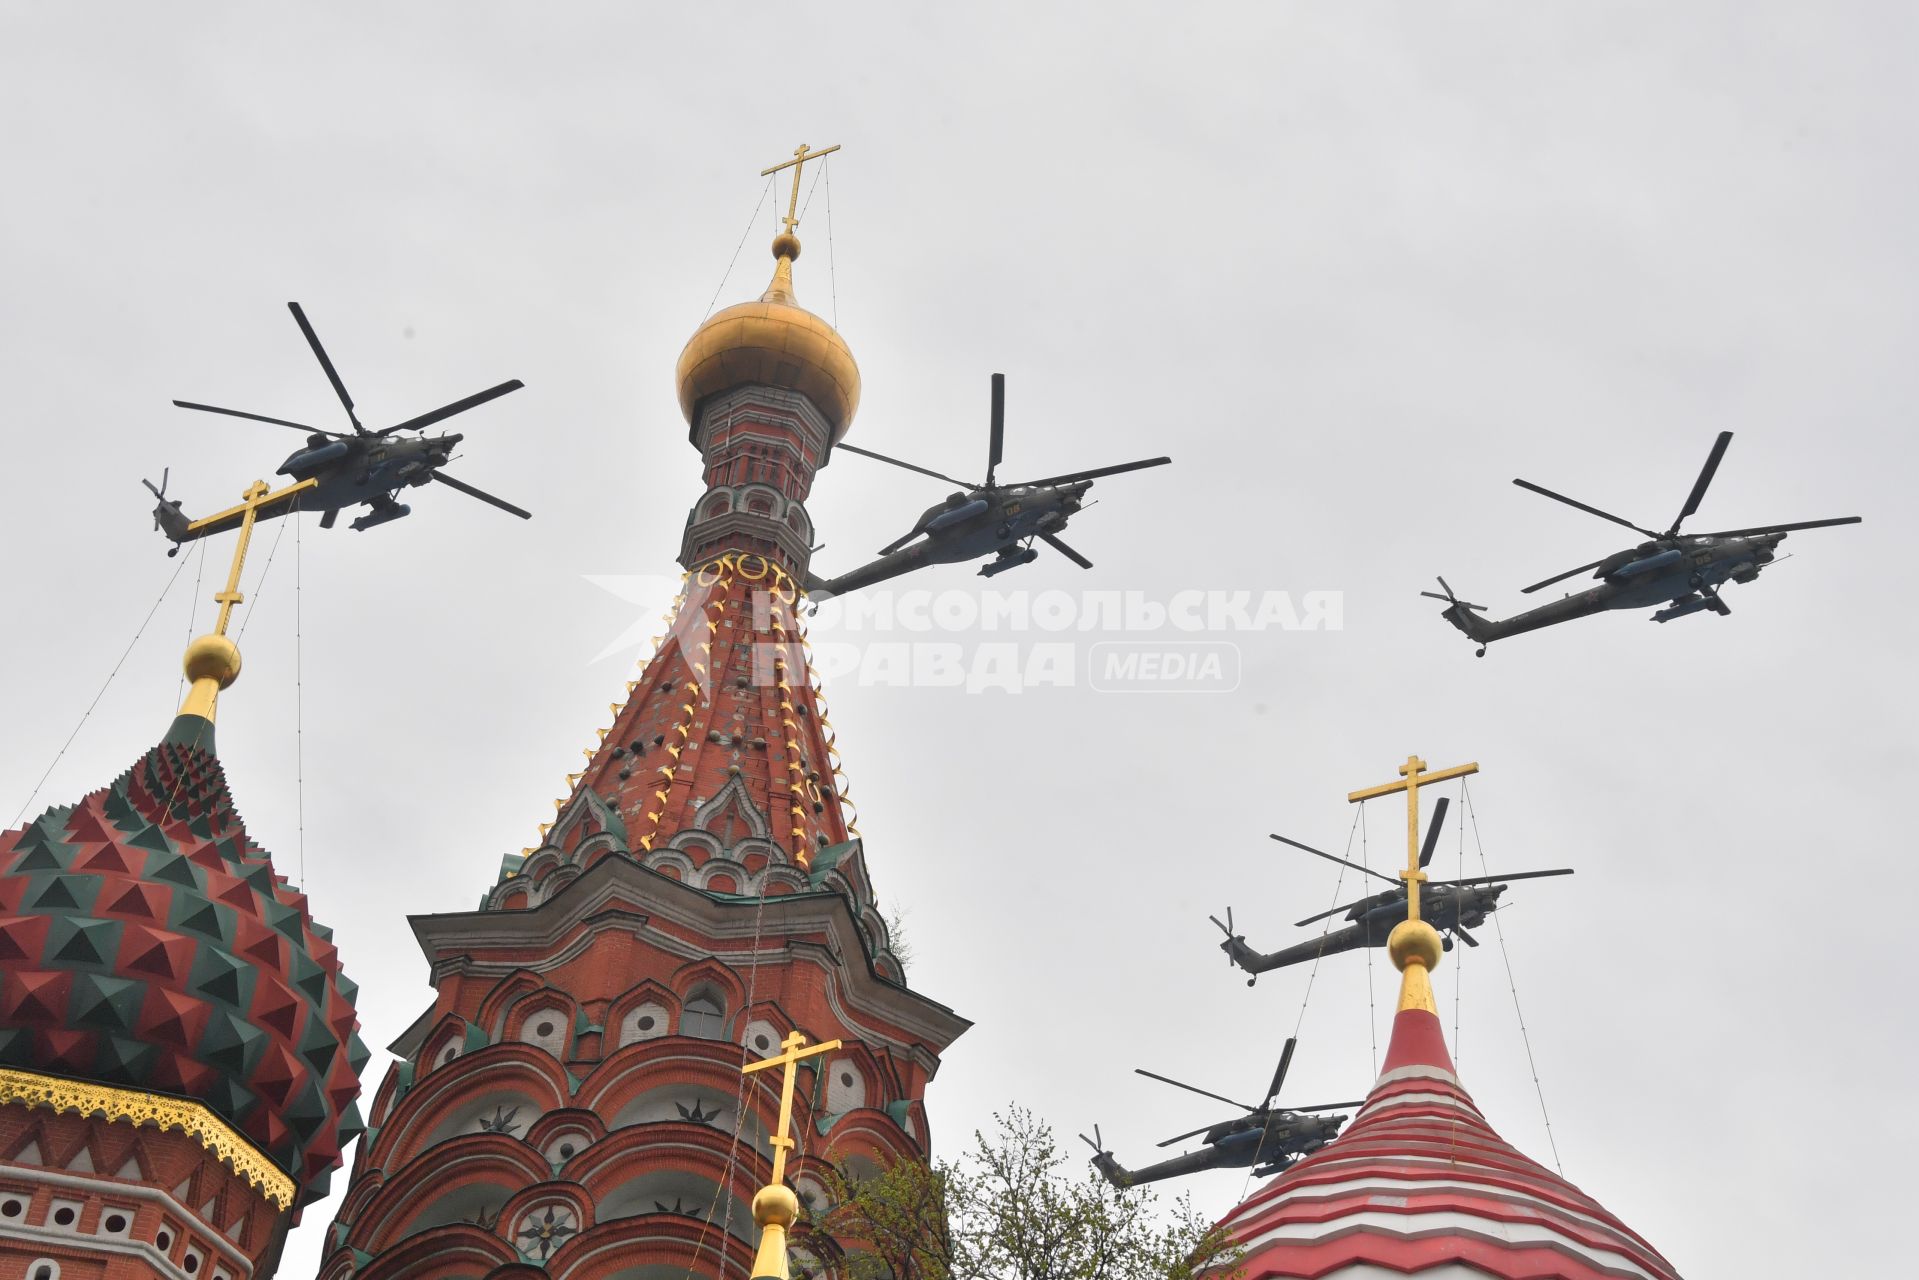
321, 212, 964, 1279
1213, 763, 1679, 1277
1213, 1001, 1681, 1279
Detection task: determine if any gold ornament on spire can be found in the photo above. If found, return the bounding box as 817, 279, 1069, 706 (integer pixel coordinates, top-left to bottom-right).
676, 144, 860, 441
760, 142, 841, 238
176, 477, 317, 723
741, 1029, 843, 1279
1347, 754, 1479, 1014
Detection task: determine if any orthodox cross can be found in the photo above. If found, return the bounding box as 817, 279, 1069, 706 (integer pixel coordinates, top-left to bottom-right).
192, 477, 318, 635
742, 1029, 842, 1187
760, 142, 840, 236
1347, 755, 1479, 921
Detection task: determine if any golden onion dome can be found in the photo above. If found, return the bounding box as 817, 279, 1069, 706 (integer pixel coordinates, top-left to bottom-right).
676, 233, 861, 442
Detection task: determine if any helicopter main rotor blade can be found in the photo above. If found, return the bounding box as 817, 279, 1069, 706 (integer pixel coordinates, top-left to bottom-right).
1669, 430, 1732, 535
876, 529, 924, 556
171, 400, 343, 437
1691, 516, 1863, 538
835, 442, 977, 488
432, 471, 532, 519
1429, 868, 1575, 888
1039, 531, 1093, 569
1512, 478, 1657, 538
986, 372, 1005, 488
1134, 1068, 1256, 1113
1270, 833, 1401, 886
1155, 1122, 1219, 1149
1263, 1037, 1297, 1107
1013, 457, 1172, 489
288, 301, 363, 433
1418, 796, 1451, 869
381, 380, 525, 436
1287, 1099, 1366, 1113
1519, 558, 1609, 595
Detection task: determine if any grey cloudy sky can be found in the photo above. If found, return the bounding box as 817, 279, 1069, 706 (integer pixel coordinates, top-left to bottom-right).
3, 4, 1914, 1276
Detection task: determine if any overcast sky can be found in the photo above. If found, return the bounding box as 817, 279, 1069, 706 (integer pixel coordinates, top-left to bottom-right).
3, 4, 1914, 1276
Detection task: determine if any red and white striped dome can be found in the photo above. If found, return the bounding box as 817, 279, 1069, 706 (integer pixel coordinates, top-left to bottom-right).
1213, 1000, 1681, 1279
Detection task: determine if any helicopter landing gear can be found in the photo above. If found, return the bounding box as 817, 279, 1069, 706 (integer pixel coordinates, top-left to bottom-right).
1475, 646, 1486, 658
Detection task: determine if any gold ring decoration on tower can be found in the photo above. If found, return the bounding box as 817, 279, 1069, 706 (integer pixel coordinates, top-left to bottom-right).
676, 233, 861, 443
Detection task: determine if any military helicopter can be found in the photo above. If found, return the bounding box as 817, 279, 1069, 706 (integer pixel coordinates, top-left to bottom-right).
806, 373, 1169, 597
146, 301, 530, 551
1212, 798, 1574, 980
1429, 431, 1861, 654
1080, 1037, 1359, 1188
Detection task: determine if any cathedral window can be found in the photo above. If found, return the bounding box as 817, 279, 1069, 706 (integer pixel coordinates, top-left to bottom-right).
681, 992, 725, 1039
741, 1018, 783, 1058
620, 1000, 671, 1046
824, 1058, 867, 1113
517, 1004, 570, 1056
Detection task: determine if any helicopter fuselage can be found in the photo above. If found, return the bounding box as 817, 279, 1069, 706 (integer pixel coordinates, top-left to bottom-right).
1441, 532, 1785, 648
1224, 883, 1504, 975
810, 479, 1092, 597
276, 432, 462, 517
1091, 1108, 1348, 1189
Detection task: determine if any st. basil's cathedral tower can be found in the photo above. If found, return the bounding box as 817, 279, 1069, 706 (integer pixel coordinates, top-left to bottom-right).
1207, 764, 1681, 1279
0, 607, 369, 1272
318, 156, 968, 1279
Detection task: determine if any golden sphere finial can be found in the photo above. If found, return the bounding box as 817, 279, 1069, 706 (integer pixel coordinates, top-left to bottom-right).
1387, 919, 1444, 973
753, 1183, 799, 1229
771, 231, 801, 262
182, 634, 242, 690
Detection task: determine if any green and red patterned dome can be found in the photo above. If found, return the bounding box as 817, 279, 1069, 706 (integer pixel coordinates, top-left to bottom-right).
0, 714, 366, 1208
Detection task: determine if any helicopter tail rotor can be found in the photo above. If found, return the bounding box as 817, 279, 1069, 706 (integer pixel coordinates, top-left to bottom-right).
1419, 576, 1486, 613
143, 469, 190, 549
142, 467, 170, 520
1423, 577, 1497, 655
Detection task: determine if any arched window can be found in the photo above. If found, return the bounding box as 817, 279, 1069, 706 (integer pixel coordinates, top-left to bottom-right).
681, 993, 725, 1039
